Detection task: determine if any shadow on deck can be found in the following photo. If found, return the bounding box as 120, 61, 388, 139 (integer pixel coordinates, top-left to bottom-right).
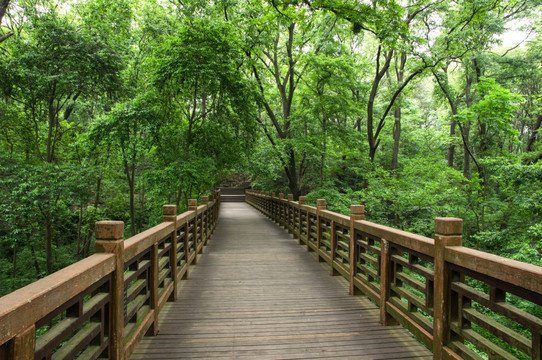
130, 202, 431, 359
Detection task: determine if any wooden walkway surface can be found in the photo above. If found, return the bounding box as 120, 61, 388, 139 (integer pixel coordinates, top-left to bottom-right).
130, 202, 432, 359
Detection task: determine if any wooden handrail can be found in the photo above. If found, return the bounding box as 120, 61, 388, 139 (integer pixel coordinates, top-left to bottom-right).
246, 190, 542, 360
0, 192, 220, 360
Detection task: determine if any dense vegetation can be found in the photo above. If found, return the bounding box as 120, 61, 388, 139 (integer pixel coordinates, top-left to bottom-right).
0, 0, 541, 296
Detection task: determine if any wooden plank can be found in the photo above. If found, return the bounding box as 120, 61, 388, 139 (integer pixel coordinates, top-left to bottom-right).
446, 246, 542, 297
130, 202, 432, 360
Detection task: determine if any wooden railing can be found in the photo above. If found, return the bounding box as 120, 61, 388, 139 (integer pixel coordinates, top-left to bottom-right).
0, 192, 220, 360
246, 190, 542, 360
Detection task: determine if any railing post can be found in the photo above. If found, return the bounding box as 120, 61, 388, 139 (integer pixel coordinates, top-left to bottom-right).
433, 217, 463, 360
95, 221, 125, 360
6, 325, 35, 360
298, 196, 306, 246
163, 205, 177, 301
188, 199, 198, 264
349, 205, 365, 296
316, 199, 327, 263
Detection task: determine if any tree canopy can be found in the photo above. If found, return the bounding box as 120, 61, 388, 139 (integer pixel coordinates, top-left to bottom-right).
0, 0, 541, 299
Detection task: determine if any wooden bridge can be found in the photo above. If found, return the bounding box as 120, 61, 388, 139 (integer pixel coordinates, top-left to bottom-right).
0, 191, 541, 360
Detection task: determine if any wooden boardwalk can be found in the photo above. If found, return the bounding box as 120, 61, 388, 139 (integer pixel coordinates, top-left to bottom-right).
130, 202, 432, 360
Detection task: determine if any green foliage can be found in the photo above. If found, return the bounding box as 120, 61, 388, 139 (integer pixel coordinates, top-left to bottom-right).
0, 0, 541, 315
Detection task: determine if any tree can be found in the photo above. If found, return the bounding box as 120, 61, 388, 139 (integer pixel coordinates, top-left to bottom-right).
152, 18, 257, 205
0, 0, 12, 43
1, 9, 122, 273
92, 95, 161, 236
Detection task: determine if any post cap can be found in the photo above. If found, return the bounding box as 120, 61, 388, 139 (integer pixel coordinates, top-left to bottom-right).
95, 221, 124, 240
202, 196, 209, 204
279, 193, 284, 199
162, 205, 177, 216
351, 205, 365, 215
288, 194, 293, 201
298, 196, 306, 205
188, 199, 198, 208
317, 199, 327, 210
435, 217, 463, 235
271, 192, 276, 198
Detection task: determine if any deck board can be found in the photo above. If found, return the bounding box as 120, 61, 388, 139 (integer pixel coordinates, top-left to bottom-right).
129, 202, 431, 359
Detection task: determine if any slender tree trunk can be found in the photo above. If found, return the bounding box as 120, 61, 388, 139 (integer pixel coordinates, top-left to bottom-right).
463, 73, 474, 180
391, 107, 401, 172
129, 165, 136, 236
448, 119, 456, 167
12, 245, 16, 278
95, 177, 101, 208
391, 53, 406, 172
30, 242, 41, 276
462, 122, 471, 180
76, 199, 83, 260
45, 216, 53, 274
321, 115, 326, 186
83, 231, 92, 258
367, 48, 393, 162
526, 113, 542, 152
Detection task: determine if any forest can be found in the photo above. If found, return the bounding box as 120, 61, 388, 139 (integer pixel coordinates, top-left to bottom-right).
0, 0, 541, 297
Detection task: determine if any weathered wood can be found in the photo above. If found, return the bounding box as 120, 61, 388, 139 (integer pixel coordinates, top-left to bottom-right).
246, 190, 542, 360
95, 220, 125, 360
445, 246, 542, 296
349, 205, 365, 296
123, 223, 174, 263
0, 254, 115, 347
355, 220, 434, 257
433, 217, 463, 360
162, 205, 178, 301
131, 202, 431, 360
7, 325, 34, 360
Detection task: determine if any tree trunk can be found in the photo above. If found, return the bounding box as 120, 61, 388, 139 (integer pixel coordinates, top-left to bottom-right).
462, 122, 471, 180
83, 230, 92, 259
95, 177, 101, 208
45, 216, 53, 274
286, 149, 301, 198
321, 114, 326, 186
129, 165, 136, 236
30, 242, 41, 277
526, 113, 542, 152
76, 199, 83, 260
391, 107, 401, 172
463, 72, 474, 180
367, 48, 393, 162
0, 0, 9, 25
448, 119, 456, 167
391, 53, 406, 172
12, 244, 16, 278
